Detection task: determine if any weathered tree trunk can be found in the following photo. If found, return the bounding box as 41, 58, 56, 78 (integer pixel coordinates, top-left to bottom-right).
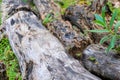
0, 62, 8, 80
33, 0, 92, 58
83, 44, 120, 80
1, 0, 101, 80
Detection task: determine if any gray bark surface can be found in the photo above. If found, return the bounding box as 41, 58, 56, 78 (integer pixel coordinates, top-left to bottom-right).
83, 44, 120, 80
33, 0, 92, 58
1, 0, 101, 80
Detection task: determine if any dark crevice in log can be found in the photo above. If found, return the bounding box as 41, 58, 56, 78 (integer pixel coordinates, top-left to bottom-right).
25, 61, 33, 80
62, 15, 84, 33
16, 32, 23, 43
90, 71, 112, 80
0, 62, 8, 80
8, 7, 40, 18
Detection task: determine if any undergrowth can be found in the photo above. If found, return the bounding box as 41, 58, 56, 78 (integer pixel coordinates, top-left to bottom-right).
0, 0, 120, 79
89, 6, 120, 53
0, 38, 22, 80
0, 0, 21, 79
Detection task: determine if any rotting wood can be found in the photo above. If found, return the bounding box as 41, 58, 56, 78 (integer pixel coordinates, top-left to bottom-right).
1, 0, 101, 80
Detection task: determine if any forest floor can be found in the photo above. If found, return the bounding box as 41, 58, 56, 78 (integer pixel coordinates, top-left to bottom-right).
0, 0, 120, 80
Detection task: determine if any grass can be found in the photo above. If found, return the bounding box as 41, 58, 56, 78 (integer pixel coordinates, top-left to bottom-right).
0, 38, 22, 80
55, 0, 77, 14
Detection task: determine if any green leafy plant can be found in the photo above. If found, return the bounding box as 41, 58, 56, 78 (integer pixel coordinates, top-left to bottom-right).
89, 6, 120, 53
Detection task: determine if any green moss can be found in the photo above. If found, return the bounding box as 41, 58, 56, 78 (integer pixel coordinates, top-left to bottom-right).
0, 38, 22, 80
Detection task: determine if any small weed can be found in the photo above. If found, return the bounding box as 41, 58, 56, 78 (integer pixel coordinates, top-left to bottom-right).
88, 56, 96, 62
75, 52, 82, 57
43, 13, 55, 25
88, 6, 120, 53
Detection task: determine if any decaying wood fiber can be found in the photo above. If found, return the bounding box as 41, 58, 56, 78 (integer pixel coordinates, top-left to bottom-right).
1, 0, 101, 80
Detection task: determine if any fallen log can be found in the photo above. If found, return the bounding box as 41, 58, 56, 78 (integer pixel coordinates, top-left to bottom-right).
0, 62, 8, 80
82, 44, 120, 80
63, 0, 111, 43
33, 0, 92, 58
63, 1, 120, 80
1, 0, 101, 80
